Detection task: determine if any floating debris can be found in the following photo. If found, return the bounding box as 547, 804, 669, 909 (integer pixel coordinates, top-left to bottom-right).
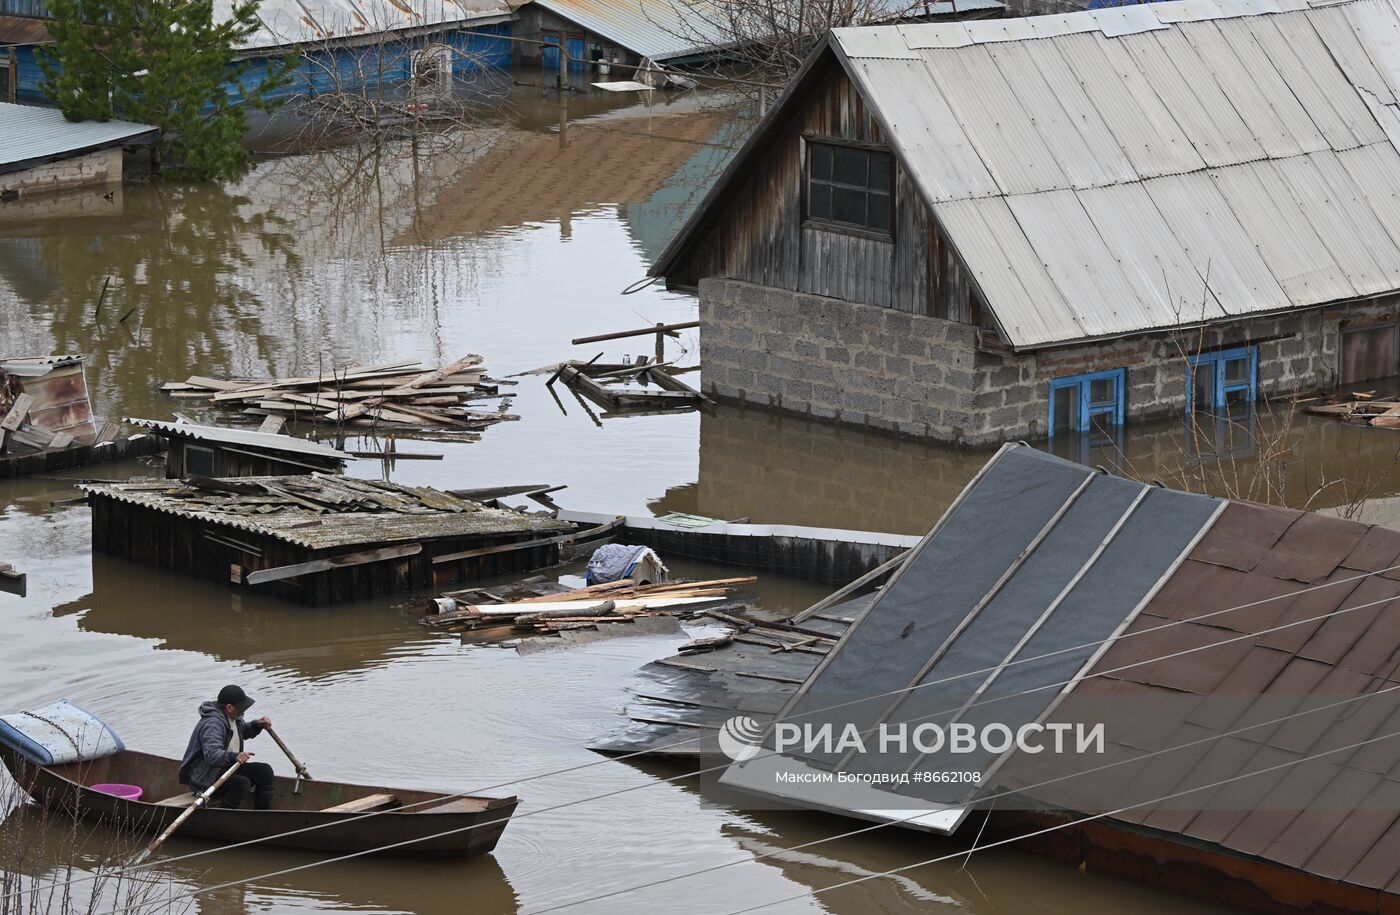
160, 356, 516, 432
1299, 390, 1400, 428
423, 575, 756, 642
545, 359, 707, 417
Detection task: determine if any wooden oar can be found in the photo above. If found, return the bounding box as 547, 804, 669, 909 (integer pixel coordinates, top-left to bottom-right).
264, 726, 312, 793
131, 759, 241, 865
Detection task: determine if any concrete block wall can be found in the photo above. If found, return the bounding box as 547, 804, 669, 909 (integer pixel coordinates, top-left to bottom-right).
700, 277, 1387, 447
0, 146, 122, 199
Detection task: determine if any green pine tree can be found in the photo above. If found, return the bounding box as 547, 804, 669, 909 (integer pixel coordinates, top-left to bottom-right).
39, 0, 291, 180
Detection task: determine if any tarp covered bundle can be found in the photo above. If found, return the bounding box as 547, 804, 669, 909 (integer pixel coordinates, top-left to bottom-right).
0, 699, 124, 766
585, 544, 668, 585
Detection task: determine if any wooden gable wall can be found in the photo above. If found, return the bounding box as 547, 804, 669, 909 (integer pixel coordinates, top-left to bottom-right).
670, 53, 982, 323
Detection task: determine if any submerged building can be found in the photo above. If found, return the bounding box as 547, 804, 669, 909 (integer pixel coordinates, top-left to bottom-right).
652, 0, 1400, 445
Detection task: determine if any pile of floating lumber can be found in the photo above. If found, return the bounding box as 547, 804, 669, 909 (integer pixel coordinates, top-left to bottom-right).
422, 576, 755, 639
1299, 391, 1400, 428
160, 357, 517, 430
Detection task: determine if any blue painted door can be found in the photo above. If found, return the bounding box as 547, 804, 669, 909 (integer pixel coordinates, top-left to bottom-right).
567, 37, 585, 72
541, 37, 561, 70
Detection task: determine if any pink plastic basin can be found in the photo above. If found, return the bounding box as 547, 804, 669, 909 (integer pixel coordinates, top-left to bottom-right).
91, 783, 142, 801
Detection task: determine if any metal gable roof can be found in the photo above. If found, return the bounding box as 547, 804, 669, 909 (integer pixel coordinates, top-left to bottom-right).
0, 103, 157, 175
216, 0, 513, 51
652, 0, 1400, 349
123, 418, 352, 462
528, 0, 729, 61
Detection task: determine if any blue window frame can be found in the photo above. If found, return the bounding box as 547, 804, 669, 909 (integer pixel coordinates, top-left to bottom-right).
1189, 346, 1257, 412
1048, 368, 1126, 437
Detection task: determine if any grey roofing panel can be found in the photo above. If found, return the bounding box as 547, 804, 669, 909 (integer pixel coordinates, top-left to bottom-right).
1306, 5, 1396, 104
225, 0, 512, 50
1075, 182, 1228, 323
1149, 0, 1228, 21
1246, 15, 1385, 150
1005, 190, 1162, 338
831, 24, 919, 59
984, 41, 1137, 189
530, 0, 729, 60
854, 473, 1150, 780
1208, 162, 1356, 305
933, 197, 1084, 347
1192, 19, 1329, 157
1336, 144, 1400, 271
842, 57, 1000, 203
123, 417, 352, 461
795, 448, 1097, 749
1143, 171, 1292, 316
1272, 150, 1400, 294
0, 103, 156, 170
1118, 29, 1265, 168
1050, 31, 1206, 180
895, 22, 970, 48
916, 46, 1070, 196
1090, 4, 1170, 36
964, 17, 1037, 43
1340, 0, 1400, 100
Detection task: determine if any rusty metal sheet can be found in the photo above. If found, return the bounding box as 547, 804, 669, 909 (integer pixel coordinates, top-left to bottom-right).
1190, 529, 1270, 572
1296, 575, 1400, 666
1254, 512, 1370, 583
1303, 779, 1400, 880
1185, 645, 1293, 733
1109, 721, 1221, 826
1201, 499, 1300, 550
1268, 667, 1375, 753
1140, 560, 1243, 621
1259, 569, 1365, 653
1346, 808, 1400, 889
1220, 759, 1339, 856
1265, 767, 1384, 868
0, 15, 52, 44
1180, 744, 1303, 845
1095, 618, 1253, 692
1337, 591, 1400, 676
1225, 657, 1333, 743
1345, 705, 1400, 777
1204, 570, 1306, 634
10, 362, 97, 444
1343, 525, 1400, 573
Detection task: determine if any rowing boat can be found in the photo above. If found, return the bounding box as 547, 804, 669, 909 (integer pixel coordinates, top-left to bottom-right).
0, 745, 517, 859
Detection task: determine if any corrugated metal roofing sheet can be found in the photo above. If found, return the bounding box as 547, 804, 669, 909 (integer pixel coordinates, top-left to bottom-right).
221, 0, 512, 51
657, 0, 1400, 347
0, 103, 156, 172
529, 0, 729, 61
123, 417, 351, 461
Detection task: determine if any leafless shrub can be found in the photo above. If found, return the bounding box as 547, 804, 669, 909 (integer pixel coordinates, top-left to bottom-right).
0, 763, 190, 915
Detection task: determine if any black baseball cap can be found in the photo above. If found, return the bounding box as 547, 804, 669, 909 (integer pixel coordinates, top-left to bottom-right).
217, 685, 255, 713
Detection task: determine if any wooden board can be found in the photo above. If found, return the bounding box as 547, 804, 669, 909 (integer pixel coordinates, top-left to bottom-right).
244, 543, 423, 586
321, 793, 397, 813
1, 393, 32, 432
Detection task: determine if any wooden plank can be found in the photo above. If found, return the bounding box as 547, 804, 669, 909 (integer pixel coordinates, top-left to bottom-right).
257, 416, 286, 434
1, 393, 32, 432
321, 793, 397, 813
48, 432, 74, 450
430, 518, 622, 565
571, 320, 699, 345
390, 355, 482, 393
154, 792, 198, 807
0, 564, 25, 597
244, 543, 423, 586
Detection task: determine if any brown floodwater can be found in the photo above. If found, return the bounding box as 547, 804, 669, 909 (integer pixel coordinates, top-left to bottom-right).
1, 74, 1396, 914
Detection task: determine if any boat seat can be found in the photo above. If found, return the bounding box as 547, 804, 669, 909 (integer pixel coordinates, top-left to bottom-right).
155, 792, 198, 807
321, 793, 397, 813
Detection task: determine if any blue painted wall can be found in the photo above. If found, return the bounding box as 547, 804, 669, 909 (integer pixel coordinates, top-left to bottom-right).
11, 22, 511, 104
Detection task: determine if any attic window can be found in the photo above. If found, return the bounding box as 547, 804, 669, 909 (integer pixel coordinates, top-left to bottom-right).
806, 139, 892, 234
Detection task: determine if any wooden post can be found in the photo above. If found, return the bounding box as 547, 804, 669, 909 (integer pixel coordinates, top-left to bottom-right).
655, 323, 666, 363
6, 49, 15, 103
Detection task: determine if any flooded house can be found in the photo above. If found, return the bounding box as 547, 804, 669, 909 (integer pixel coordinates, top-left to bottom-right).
510, 0, 727, 75
124, 417, 351, 478
608, 441, 1400, 914
0, 103, 157, 199
652, 0, 1400, 446
0, 0, 514, 105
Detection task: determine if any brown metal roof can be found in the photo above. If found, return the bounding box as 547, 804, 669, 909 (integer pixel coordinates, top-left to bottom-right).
0, 15, 52, 45
1047, 497, 1400, 893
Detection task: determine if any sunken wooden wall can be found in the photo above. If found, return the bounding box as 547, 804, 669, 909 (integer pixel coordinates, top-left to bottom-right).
88, 496, 560, 606
670, 52, 981, 323
164, 440, 340, 479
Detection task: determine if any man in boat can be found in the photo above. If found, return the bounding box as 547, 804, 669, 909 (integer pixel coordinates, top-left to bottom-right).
177, 685, 275, 810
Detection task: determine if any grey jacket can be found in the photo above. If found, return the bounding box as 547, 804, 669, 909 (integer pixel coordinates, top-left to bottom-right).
177, 700, 263, 790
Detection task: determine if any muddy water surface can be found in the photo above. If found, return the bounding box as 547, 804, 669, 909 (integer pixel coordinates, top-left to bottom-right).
0, 78, 1383, 914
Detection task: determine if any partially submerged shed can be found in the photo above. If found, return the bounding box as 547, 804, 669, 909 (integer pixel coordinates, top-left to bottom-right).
0, 104, 157, 199
700, 443, 1400, 914
125, 417, 350, 478
80, 475, 574, 605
